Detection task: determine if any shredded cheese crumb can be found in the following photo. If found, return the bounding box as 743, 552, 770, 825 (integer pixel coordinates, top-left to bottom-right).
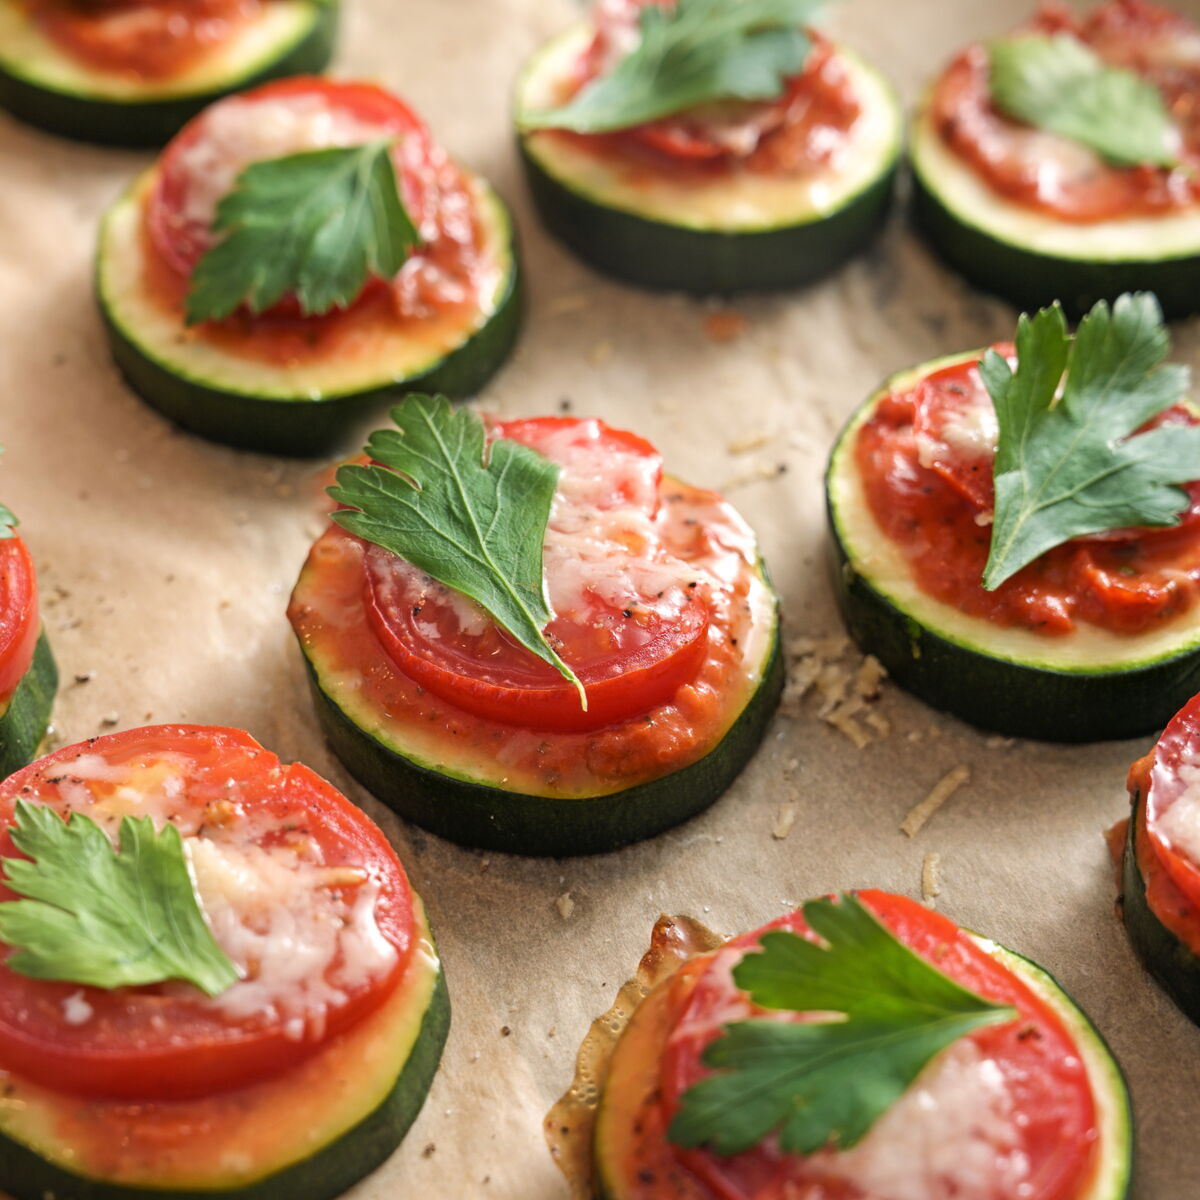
772, 803, 798, 840
720, 461, 787, 491
546, 292, 592, 316
556, 892, 576, 919
727, 432, 770, 455
780, 636, 891, 747
921, 852, 942, 906
588, 340, 614, 366
902, 766, 971, 838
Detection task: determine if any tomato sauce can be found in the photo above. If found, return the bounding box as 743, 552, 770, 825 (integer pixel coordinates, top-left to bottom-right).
605, 893, 1101, 1200
21, 0, 261, 81
855, 352, 1200, 637
930, 0, 1200, 222
550, 0, 860, 177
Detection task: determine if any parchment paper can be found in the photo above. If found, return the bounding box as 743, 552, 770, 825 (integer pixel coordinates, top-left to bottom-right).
1, 0, 1198, 1196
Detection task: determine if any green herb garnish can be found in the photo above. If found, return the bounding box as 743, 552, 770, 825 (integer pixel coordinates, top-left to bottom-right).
989, 34, 1177, 168
330, 396, 586, 707
982, 292, 1200, 591
669, 893, 1015, 1156
186, 139, 419, 325
0, 800, 238, 996
0, 504, 16, 540
522, 0, 822, 134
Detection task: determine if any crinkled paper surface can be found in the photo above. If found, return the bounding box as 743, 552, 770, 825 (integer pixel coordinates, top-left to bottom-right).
0, 0, 1197, 1196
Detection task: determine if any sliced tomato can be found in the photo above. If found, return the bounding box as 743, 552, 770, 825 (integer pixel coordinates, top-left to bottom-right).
362, 416, 713, 733
656, 892, 1099, 1200
0, 726, 414, 1101
0, 535, 39, 707
1143, 693, 1200, 911
23, 0, 260, 80
910, 354, 1003, 512
147, 77, 437, 286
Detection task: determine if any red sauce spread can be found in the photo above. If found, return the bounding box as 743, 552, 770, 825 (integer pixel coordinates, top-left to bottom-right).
930, 0, 1200, 222
605, 893, 1101, 1200
551, 0, 860, 176
21, 0, 261, 80
140, 78, 489, 361
856, 350, 1200, 636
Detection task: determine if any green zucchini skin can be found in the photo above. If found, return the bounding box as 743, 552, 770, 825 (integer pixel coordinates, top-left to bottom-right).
0, 4, 337, 148
98, 231, 523, 459
0, 631, 56, 779
303, 627, 783, 858
910, 140, 1200, 321
519, 137, 897, 294
826, 518, 1200, 743
0, 966, 450, 1200
1122, 792, 1200, 1026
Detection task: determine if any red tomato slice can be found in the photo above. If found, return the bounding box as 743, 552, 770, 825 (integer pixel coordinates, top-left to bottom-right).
363, 416, 713, 733
910, 356, 1001, 512
1144, 693, 1200, 911
148, 77, 437, 288
0, 535, 39, 706
0, 726, 414, 1101
658, 892, 1099, 1200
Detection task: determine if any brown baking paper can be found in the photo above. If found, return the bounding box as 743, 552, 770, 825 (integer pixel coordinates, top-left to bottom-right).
0, 0, 1198, 1196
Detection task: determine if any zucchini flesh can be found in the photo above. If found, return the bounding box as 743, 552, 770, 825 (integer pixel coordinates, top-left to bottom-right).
0, 906, 449, 1200
0, 1, 338, 148
515, 29, 901, 293
826, 358, 1200, 741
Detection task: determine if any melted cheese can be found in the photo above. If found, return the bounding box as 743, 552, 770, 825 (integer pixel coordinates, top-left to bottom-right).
1154, 759, 1200, 868
23, 752, 397, 1036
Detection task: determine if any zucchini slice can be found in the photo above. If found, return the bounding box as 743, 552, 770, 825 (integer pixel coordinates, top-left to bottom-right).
0, 900, 449, 1200
910, 105, 1200, 319
515, 27, 901, 294
0, 630, 56, 779
826, 352, 1200, 741
96, 171, 522, 457
290, 516, 783, 858
0, 0, 337, 148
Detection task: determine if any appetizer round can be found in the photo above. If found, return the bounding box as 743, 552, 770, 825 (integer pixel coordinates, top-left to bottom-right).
97, 76, 521, 456
289, 405, 783, 857
0, 0, 337, 147
0, 724, 448, 1200
1121, 693, 1200, 1026
827, 295, 1200, 741
515, 0, 901, 294
0, 528, 55, 779
911, 0, 1200, 317
566, 892, 1131, 1200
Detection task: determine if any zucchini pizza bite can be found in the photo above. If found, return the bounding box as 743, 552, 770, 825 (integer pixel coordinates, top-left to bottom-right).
97, 76, 521, 456
0, 506, 56, 779
549, 891, 1132, 1200
0, 724, 448, 1199
1119, 692, 1200, 1026
515, 0, 901, 293
827, 292, 1200, 742
912, 0, 1200, 317
288, 398, 783, 857
0, 0, 337, 147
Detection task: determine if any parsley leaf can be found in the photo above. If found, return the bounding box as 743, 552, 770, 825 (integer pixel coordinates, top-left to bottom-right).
329, 396, 586, 706
669, 893, 1015, 1157
185, 139, 419, 325
989, 34, 1177, 168
982, 293, 1200, 590
0, 800, 239, 996
0, 504, 16, 540
521, 0, 822, 134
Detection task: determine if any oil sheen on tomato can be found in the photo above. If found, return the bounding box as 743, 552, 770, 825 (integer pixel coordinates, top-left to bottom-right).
141, 77, 489, 357
613, 892, 1099, 1200
856, 349, 1200, 636
20, 0, 262, 80
929, 0, 1200, 222
0, 725, 414, 1101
